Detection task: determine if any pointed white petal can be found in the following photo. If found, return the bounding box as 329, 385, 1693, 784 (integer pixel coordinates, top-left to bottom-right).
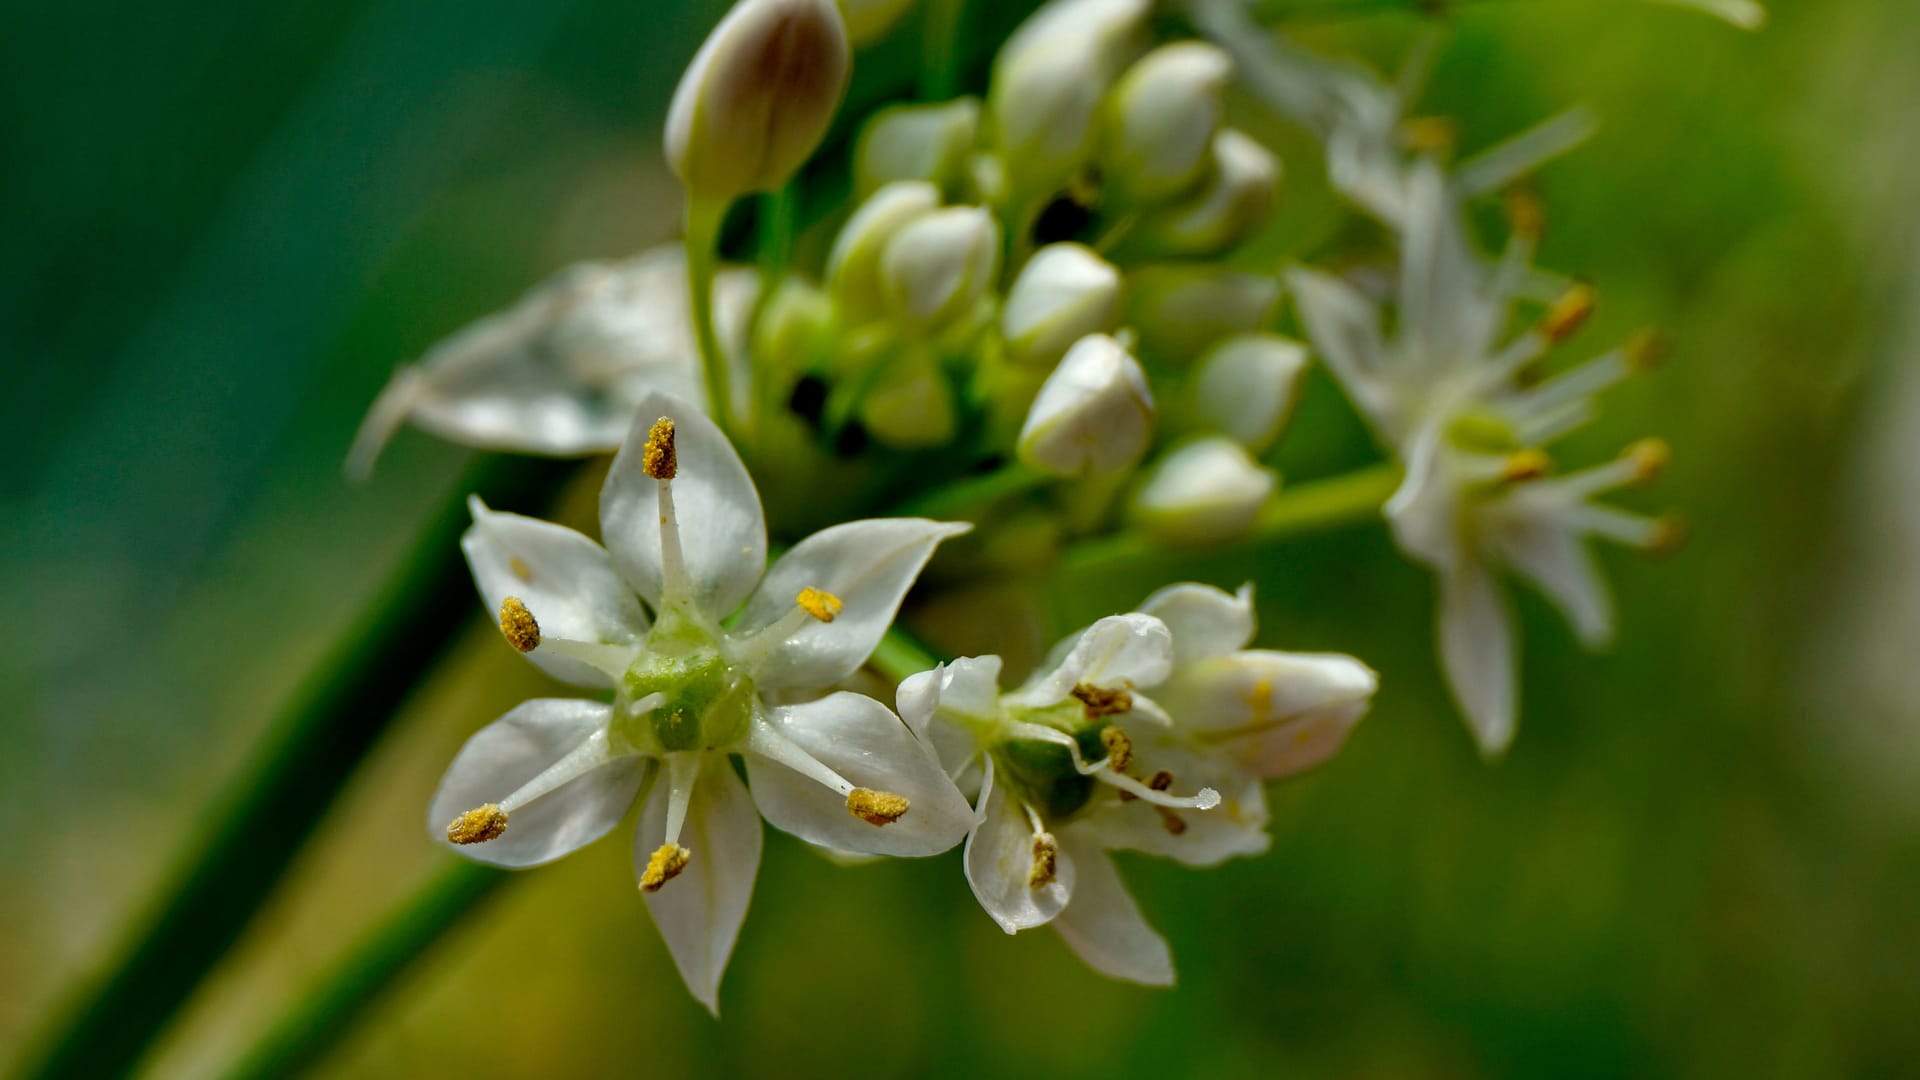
1398, 159, 1484, 381
897, 655, 1005, 740
745, 693, 974, 856
600, 390, 767, 619
462, 498, 649, 688
1082, 717, 1270, 866
1285, 265, 1391, 428
1052, 834, 1174, 986
428, 699, 641, 868
1137, 581, 1256, 664
739, 518, 971, 689
638, 753, 762, 1015
1437, 560, 1519, 758
965, 759, 1075, 933
1485, 513, 1615, 648
1012, 614, 1175, 705
1155, 649, 1377, 737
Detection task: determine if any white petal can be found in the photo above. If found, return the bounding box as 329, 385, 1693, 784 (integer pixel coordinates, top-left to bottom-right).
1012, 614, 1174, 705
1284, 266, 1390, 428
1398, 159, 1484, 381
897, 655, 1005, 740
638, 753, 762, 1015
428, 699, 642, 868
1082, 717, 1270, 866
1154, 649, 1378, 738
1485, 515, 1615, 648
1051, 833, 1173, 986
600, 390, 767, 619
462, 497, 649, 688
965, 759, 1075, 933
738, 518, 971, 690
1437, 560, 1519, 758
746, 693, 974, 856
1137, 581, 1256, 665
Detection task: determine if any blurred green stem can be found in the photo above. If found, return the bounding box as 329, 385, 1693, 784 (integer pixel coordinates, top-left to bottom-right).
894, 461, 1050, 519
685, 195, 738, 437
11, 455, 574, 1080
921, 0, 967, 100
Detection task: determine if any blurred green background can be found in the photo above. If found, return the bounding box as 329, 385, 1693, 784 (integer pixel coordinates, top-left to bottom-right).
6, 0, 1919, 1075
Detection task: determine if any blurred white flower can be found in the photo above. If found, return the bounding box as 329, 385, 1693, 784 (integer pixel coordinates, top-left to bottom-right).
1135, 128, 1281, 257
879, 205, 1001, 329
433, 392, 973, 1011
1191, 332, 1308, 452
827, 181, 943, 322
1101, 42, 1234, 204
1127, 265, 1282, 360
1130, 436, 1277, 545
854, 98, 981, 198
1001, 242, 1123, 369
988, 0, 1151, 199
1017, 333, 1154, 475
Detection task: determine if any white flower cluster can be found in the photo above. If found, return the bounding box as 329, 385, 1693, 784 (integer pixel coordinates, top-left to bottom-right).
348, 0, 1753, 1009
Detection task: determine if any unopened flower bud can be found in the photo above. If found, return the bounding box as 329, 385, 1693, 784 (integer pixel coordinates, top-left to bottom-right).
666, 0, 852, 203
1017, 333, 1154, 475
988, 0, 1151, 199
752, 277, 835, 375
879, 206, 1001, 328
838, 0, 915, 45
1001, 243, 1122, 369
855, 98, 981, 198
861, 353, 957, 448
1138, 129, 1280, 256
827, 181, 941, 322
1192, 333, 1307, 452
1102, 42, 1233, 204
1130, 436, 1276, 543
1127, 266, 1282, 360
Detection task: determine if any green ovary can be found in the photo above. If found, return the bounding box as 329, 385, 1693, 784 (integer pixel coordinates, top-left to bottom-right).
614, 612, 755, 753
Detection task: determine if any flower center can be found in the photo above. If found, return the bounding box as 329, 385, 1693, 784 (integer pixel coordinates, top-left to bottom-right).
616, 608, 753, 753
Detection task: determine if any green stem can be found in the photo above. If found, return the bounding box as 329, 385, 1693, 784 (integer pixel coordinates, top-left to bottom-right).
893, 461, 1050, 520
920, 0, 967, 100
685, 195, 737, 438
11, 455, 575, 1080
1062, 460, 1403, 572
219, 862, 508, 1080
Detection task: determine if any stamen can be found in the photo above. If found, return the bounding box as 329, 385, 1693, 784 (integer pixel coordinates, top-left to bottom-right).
642, 417, 677, 480
662, 753, 701, 845
1625, 329, 1668, 371
446, 803, 508, 845
1148, 770, 1173, 792
498, 597, 540, 653
796, 587, 843, 623
747, 716, 855, 797
1156, 807, 1188, 835
1028, 833, 1059, 889
1003, 721, 1221, 810
499, 729, 618, 815
1644, 512, 1687, 557
1397, 116, 1456, 155
846, 788, 910, 826
1099, 726, 1134, 772
1501, 449, 1552, 483
1538, 283, 1596, 344
640, 842, 691, 892
1627, 437, 1670, 484
1502, 183, 1545, 240
1071, 684, 1133, 719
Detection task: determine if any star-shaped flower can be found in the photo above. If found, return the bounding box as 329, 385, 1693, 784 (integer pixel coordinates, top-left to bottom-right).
430, 391, 973, 1011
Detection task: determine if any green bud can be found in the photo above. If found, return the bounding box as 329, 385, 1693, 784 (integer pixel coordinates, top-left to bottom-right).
855, 98, 981, 198
1126, 265, 1282, 360
827, 181, 941, 322
838, 0, 915, 45
860, 352, 957, 448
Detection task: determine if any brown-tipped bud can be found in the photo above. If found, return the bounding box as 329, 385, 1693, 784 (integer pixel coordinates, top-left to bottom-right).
846, 788, 910, 825
1539, 283, 1596, 344
1099, 725, 1134, 771
447, 804, 509, 845
1625, 328, 1669, 371
1028, 832, 1059, 888
1627, 438, 1671, 484
498, 597, 540, 653
642, 417, 677, 480
1502, 449, 1553, 483
641, 842, 692, 892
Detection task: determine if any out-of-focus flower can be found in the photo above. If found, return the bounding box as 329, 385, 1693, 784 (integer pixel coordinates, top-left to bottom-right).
855, 98, 981, 198
1134, 129, 1281, 257
434, 392, 973, 1010
1001, 242, 1123, 369
1017, 333, 1154, 475
666, 0, 852, 203
988, 0, 1151, 199
1101, 42, 1234, 204
348, 246, 755, 477
879, 205, 1001, 329
1191, 332, 1308, 452
1130, 437, 1276, 544
1127, 266, 1282, 360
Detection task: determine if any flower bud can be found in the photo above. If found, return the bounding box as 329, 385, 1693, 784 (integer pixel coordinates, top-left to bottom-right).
1001, 243, 1123, 369
827, 181, 941, 322
1138, 129, 1281, 256
753, 276, 836, 375
988, 0, 1150, 199
1017, 333, 1154, 475
1192, 333, 1307, 452
860, 353, 957, 448
879, 206, 1001, 329
1126, 266, 1282, 360
855, 98, 981, 198
1101, 42, 1233, 204
666, 0, 852, 203
839, 0, 915, 45
1130, 436, 1276, 543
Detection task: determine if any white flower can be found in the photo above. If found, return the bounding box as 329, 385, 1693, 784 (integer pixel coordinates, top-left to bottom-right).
988, 0, 1151, 199
347, 247, 756, 477
1001, 243, 1123, 369
1101, 42, 1234, 204
1016, 333, 1154, 476
1130, 437, 1276, 545
1191, 332, 1308, 452
666, 0, 852, 203
432, 391, 974, 1011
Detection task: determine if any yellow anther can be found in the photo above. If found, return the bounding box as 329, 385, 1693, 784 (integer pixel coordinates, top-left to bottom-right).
1028, 833, 1059, 889
1644, 513, 1688, 558
1627, 438, 1670, 483
1538, 283, 1596, 344
1070, 683, 1132, 719
1398, 116, 1457, 155
796, 587, 843, 623
640, 842, 691, 892
642, 417, 677, 480
507, 555, 534, 583
498, 597, 540, 653
846, 788, 910, 826
1625, 328, 1669, 371
1099, 726, 1134, 772
447, 804, 508, 845
1502, 449, 1552, 483
1503, 183, 1546, 240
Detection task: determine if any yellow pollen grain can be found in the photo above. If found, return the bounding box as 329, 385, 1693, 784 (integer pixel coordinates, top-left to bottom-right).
642, 417, 677, 480
1099, 726, 1134, 772
846, 788, 910, 826
447, 804, 508, 845
1071, 683, 1133, 719
797, 587, 843, 623
1502, 449, 1552, 483
1029, 833, 1059, 889
1627, 438, 1671, 483
507, 555, 533, 583
1539, 283, 1597, 344
1625, 328, 1669, 371
498, 597, 540, 653
640, 842, 690, 892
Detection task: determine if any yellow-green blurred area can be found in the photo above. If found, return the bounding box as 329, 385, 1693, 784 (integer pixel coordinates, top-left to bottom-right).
5, 0, 1918, 1075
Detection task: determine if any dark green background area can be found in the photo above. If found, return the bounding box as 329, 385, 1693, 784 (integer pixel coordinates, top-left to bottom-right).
5, 0, 1918, 1076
